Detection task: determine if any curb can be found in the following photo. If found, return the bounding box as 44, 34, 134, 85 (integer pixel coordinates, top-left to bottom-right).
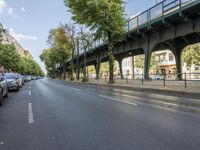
69, 81, 200, 100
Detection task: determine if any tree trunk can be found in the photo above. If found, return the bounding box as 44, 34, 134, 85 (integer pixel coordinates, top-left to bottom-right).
132, 55, 135, 79
108, 44, 114, 84
70, 48, 75, 80
63, 60, 66, 80
82, 47, 87, 81
107, 31, 114, 84
76, 40, 80, 81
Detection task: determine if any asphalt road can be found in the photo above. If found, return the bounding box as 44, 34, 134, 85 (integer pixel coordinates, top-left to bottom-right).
0, 78, 200, 150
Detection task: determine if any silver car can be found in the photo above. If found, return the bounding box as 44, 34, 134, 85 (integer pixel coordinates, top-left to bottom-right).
4, 73, 20, 91
0, 73, 8, 106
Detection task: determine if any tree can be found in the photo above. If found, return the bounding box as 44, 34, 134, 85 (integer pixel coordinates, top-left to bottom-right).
18, 56, 44, 76
134, 53, 156, 75
0, 27, 3, 43
0, 44, 20, 72
183, 44, 200, 67
40, 48, 58, 78
79, 26, 93, 82
100, 62, 109, 75
47, 27, 72, 79
134, 55, 144, 69
62, 23, 78, 80
64, 0, 126, 83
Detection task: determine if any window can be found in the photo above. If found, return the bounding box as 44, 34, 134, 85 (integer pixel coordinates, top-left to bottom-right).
169, 53, 174, 61
195, 67, 199, 71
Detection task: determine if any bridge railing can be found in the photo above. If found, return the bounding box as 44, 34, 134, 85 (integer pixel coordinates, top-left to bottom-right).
128, 0, 197, 31
79, 0, 197, 55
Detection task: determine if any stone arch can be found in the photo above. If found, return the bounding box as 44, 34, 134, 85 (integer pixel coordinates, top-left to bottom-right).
150, 42, 177, 78
115, 48, 145, 79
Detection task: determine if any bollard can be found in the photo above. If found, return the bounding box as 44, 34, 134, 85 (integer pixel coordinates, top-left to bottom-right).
184, 72, 187, 88
163, 73, 166, 87
105, 75, 106, 83
142, 74, 144, 85
126, 75, 128, 84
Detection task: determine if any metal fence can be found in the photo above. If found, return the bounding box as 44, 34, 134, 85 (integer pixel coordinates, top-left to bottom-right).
86, 72, 200, 88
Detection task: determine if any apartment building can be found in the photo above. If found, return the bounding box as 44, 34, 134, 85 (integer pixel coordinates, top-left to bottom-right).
154, 50, 176, 74
0, 23, 25, 57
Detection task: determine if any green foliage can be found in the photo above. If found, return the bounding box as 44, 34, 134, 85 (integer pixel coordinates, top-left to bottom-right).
134, 53, 156, 69
81, 76, 88, 82
150, 53, 156, 69
87, 65, 95, 74
62, 23, 78, 80
40, 48, 57, 78
100, 62, 109, 74
48, 27, 72, 64
183, 44, 200, 67
134, 55, 144, 69
18, 57, 44, 76
0, 43, 43, 76
0, 28, 2, 43
64, 0, 126, 83
79, 27, 94, 81
43, 27, 72, 79
65, 0, 126, 42
0, 44, 20, 72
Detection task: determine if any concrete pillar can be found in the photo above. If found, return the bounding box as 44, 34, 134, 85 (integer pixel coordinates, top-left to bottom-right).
144, 50, 151, 80
94, 62, 100, 80
144, 36, 152, 80
170, 39, 186, 80
174, 49, 183, 80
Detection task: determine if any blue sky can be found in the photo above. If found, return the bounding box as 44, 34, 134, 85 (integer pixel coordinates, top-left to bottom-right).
0, 0, 157, 72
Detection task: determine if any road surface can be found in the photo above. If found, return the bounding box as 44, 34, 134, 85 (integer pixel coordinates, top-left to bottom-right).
0, 78, 200, 150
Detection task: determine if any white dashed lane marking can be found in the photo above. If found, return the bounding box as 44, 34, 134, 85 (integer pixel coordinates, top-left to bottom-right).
28, 103, 34, 124
70, 87, 82, 92
99, 95, 138, 106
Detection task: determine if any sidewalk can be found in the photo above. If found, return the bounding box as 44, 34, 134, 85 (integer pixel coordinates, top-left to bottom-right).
77, 78, 200, 98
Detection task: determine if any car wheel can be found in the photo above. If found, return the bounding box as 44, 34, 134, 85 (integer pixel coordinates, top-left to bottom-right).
0, 91, 3, 106
4, 90, 8, 98
16, 85, 20, 91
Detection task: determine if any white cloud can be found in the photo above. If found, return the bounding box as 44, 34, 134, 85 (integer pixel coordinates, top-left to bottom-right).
8, 7, 13, 15
0, 0, 6, 13
20, 7, 25, 12
9, 28, 38, 42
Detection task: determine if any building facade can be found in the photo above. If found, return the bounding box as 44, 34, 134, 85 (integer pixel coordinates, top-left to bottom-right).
119, 49, 200, 79
0, 23, 25, 57
154, 50, 176, 74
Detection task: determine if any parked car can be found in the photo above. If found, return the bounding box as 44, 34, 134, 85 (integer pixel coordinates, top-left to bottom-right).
24, 76, 31, 82
4, 73, 20, 91
19, 75, 25, 87
0, 73, 8, 106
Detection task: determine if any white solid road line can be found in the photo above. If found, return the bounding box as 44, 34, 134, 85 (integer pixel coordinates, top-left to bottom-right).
28, 103, 34, 124
99, 95, 138, 106
70, 87, 82, 92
